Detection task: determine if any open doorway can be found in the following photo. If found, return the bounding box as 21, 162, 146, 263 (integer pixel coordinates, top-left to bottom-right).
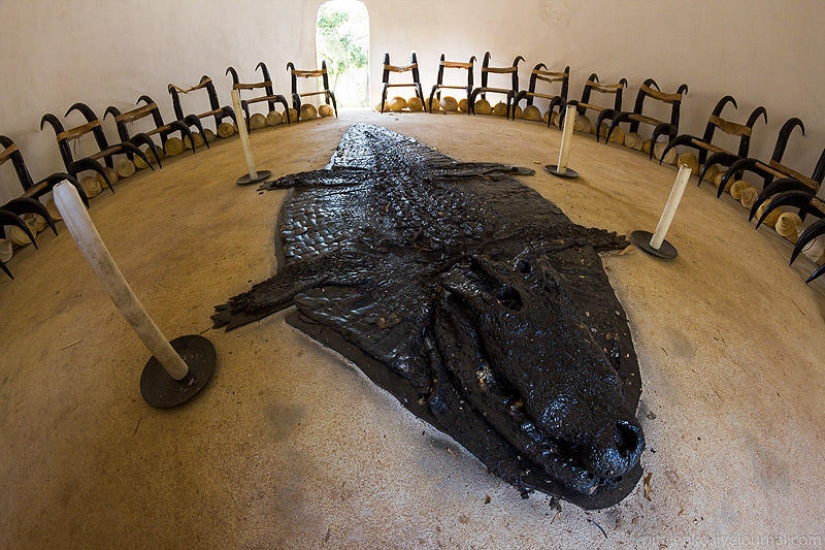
316, 0, 370, 108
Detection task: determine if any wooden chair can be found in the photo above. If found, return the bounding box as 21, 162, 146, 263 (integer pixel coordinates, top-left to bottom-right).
0, 135, 89, 279
428, 54, 475, 113
287, 60, 337, 122
714, 117, 813, 196
598, 78, 689, 158
226, 62, 292, 128
469, 52, 524, 119
0, 195, 59, 279
167, 75, 236, 133
380, 53, 425, 113
514, 63, 569, 126
659, 95, 767, 177
105, 95, 203, 156
566, 73, 628, 130
718, 117, 825, 210
0, 135, 86, 204
40, 102, 156, 192
749, 150, 825, 222
746, 132, 825, 282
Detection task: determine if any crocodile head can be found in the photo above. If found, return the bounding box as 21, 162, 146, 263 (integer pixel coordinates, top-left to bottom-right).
436, 249, 644, 498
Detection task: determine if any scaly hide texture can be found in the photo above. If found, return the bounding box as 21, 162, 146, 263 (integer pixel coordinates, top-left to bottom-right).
213, 124, 645, 509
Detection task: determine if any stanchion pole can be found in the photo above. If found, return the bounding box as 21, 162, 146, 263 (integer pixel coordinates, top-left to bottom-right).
54, 182, 215, 407
631, 164, 692, 259
231, 89, 272, 186
545, 102, 580, 179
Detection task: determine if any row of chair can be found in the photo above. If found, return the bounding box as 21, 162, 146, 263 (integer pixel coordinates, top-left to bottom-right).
593, 77, 824, 281
4, 51, 824, 281
226, 60, 337, 127
381, 51, 666, 143
382, 51, 591, 125
1, 60, 336, 278
0, 135, 89, 278
604, 81, 824, 282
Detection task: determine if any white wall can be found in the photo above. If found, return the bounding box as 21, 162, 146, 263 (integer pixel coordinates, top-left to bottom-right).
2, 0, 825, 203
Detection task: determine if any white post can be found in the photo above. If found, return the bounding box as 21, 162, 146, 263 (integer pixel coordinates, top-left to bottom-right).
650, 164, 692, 250
231, 89, 258, 179
53, 182, 190, 380
556, 103, 578, 175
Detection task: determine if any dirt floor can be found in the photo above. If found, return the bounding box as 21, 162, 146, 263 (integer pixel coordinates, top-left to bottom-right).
1, 110, 824, 549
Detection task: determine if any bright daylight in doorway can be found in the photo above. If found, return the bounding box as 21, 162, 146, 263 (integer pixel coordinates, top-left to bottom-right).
316, 0, 370, 108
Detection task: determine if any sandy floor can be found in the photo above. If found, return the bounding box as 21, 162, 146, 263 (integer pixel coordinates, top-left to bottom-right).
1, 110, 824, 549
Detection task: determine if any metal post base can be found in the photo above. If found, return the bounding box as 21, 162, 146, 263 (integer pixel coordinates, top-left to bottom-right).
140, 334, 216, 408
544, 165, 579, 179
237, 169, 272, 186
630, 230, 678, 260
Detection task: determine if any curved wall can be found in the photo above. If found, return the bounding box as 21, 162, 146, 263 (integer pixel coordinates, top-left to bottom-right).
2, 0, 824, 204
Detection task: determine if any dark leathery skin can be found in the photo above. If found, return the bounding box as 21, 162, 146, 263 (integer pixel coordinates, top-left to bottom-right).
213, 124, 644, 509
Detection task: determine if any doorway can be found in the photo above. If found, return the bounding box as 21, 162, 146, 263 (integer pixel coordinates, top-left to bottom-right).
316, 0, 370, 108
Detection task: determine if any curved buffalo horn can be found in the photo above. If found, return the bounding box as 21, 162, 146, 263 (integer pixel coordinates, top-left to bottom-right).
804, 262, 825, 283
65, 102, 98, 122
594, 108, 618, 143
119, 142, 154, 171
811, 148, 825, 187
604, 114, 628, 146
697, 151, 736, 186
226, 66, 240, 85
136, 95, 155, 106
754, 190, 813, 229
677, 83, 689, 96
711, 95, 738, 117
642, 78, 659, 91
221, 106, 237, 124
2, 197, 57, 236
513, 55, 525, 66
0, 209, 37, 249
791, 219, 825, 265
658, 134, 694, 165
748, 178, 814, 221
40, 113, 65, 134
785, 191, 825, 223
104, 105, 122, 121
257, 61, 272, 81
183, 114, 207, 143
129, 133, 163, 168
70, 158, 114, 193
746, 105, 768, 128
717, 157, 762, 198
771, 117, 805, 163
168, 120, 197, 152
38, 173, 89, 207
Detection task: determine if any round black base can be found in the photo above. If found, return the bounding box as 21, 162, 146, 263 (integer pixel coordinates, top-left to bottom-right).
630, 230, 678, 259
544, 165, 579, 179
140, 335, 216, 409
237, 169, 272, 186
